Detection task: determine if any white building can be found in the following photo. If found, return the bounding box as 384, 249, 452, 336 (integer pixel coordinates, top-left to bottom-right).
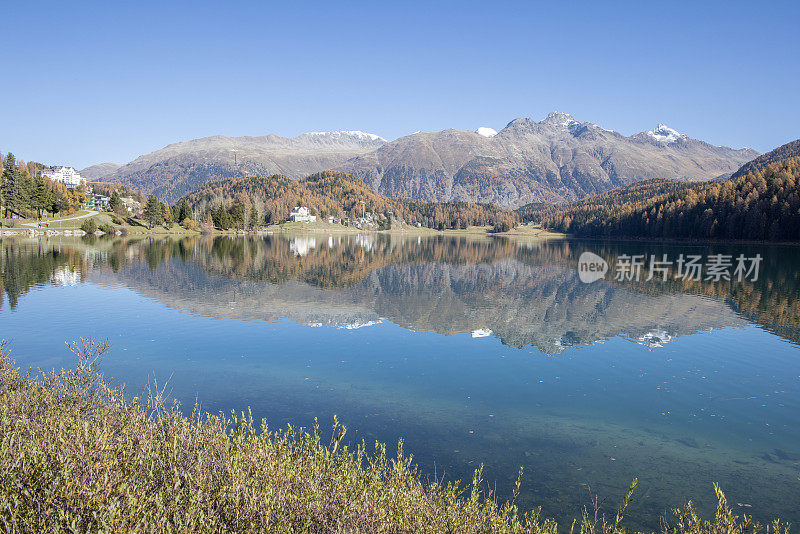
39, 166, 84, 189
85, 193, 110, 211
121, 197, 142, 215
289, 206, 316, 223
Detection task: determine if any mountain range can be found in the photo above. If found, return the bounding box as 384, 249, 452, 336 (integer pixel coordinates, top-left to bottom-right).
81, 112, 758, 207
81, 131, 386, 202
515, 138, 800, 241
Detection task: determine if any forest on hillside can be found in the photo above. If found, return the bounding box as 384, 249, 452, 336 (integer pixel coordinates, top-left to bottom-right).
182, 170, 517, 231
516, 179, 704, 225
528, 158, 800, 241
731, 139, 800, 179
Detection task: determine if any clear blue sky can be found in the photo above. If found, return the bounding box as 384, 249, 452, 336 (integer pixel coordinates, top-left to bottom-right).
3, 0, 798, 169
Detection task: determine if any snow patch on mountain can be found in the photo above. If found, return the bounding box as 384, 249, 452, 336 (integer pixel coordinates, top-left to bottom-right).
471, 328, 493, 338
476, 127, 498, 138
306, 130, 386, 142
338, 319, 383, 330
647, 124, 684, 143
542, 111, 577, 127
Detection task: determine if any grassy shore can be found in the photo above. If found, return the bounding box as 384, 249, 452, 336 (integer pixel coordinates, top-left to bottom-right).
0, 341, 788, 533
1, 211, 91, 225
3, 213, 565, 240
263, 221, 566, 239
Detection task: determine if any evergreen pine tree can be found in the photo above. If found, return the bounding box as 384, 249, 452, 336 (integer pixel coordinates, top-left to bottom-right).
0, 157, 4, 220
248, 205, 259, 229
17, 167, 33, 216
32, 174, 50, 219
109, 191, 122, 213
143, 195, 163, 229
230, 201, 245, 230
1, 153, 18, 218
178, 198, 192, 223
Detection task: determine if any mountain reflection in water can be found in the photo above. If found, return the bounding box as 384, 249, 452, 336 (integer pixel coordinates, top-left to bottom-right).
12, 234, 790, 352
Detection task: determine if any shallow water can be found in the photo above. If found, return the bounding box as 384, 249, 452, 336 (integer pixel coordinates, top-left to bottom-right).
1, 234, 799, 529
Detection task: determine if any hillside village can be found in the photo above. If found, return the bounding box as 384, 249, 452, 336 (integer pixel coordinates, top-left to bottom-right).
1, 158, 418, 235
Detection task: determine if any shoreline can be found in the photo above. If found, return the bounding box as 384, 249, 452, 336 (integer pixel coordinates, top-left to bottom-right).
8, 220, 800, 245
1, 220, 567, 240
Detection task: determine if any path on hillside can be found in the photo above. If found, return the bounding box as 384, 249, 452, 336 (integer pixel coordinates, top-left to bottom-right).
21, 210, 99, 228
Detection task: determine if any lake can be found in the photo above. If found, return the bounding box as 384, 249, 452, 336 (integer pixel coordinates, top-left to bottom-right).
1, 234, 799, 529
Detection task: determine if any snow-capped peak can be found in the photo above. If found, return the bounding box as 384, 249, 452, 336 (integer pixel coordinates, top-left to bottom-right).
646, 124, 683, 143
305, 130, 386, 142
542, 111, 577, 126
476, 127, 498, 138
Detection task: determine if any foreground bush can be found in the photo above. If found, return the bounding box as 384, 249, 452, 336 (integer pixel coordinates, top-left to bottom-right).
80, 217, 98, 234
99, 222, 116, 235
0, 341, 789, 533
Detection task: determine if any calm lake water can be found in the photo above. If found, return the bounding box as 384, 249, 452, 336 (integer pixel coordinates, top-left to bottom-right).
2, 234, 799, 529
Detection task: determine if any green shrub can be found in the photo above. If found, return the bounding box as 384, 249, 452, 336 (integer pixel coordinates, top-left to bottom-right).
111, 216, 124, 225
489, 221, 512, 233
99, 223, 115, 234
0, 341, 789, 534
182, 218, 198, 231
80, 217, 98, 234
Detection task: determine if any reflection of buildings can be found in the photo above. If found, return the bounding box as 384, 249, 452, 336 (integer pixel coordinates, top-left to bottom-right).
354, 234, 376, 252
51, 267, 80, 287
289, 237, 316, 256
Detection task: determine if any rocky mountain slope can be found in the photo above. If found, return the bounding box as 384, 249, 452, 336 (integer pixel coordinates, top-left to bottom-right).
341, 113, 758, 208
521, 155, 800, 241
101, 131, 386, 201
79, 162, 122, 181
93, 113, 757, 206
